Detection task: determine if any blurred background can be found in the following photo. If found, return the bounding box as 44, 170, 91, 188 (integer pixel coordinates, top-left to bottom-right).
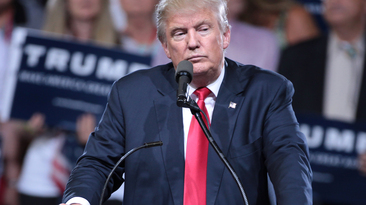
1, 0, 365, 204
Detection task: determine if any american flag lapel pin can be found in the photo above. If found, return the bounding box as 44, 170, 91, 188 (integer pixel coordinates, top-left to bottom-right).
229, 101, 236, 109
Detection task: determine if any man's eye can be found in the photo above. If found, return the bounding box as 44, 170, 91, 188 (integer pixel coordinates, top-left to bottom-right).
198, 27, 210, 34
172, 31, 186, 40
174, 32, 184, 36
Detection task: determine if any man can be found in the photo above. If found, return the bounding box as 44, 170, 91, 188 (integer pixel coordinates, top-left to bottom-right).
278, 0, 366, 204
278, 0, 366, 123
278, 0, 366, 165
62, 0, 312, 204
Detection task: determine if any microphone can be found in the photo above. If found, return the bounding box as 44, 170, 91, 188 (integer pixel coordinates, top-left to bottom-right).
175, 60, 193, 107
99, 141, 163, 205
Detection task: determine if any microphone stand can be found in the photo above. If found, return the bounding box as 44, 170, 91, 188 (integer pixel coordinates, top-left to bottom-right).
99, 141, 163, 205
183, 98, 249, 205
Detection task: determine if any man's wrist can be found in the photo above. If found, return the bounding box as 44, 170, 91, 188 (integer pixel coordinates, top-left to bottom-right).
65, 197, 90, 205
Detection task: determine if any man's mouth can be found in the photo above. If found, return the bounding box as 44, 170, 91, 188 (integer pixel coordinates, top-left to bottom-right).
187, 55, 205, 62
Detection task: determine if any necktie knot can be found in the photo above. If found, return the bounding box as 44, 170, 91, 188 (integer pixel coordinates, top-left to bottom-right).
194, 87, 211, 101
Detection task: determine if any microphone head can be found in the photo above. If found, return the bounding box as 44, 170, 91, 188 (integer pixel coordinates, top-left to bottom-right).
175, 60, 193, 83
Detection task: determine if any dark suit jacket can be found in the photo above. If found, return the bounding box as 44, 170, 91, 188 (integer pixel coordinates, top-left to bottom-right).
63, 58, 312, 205
278, 35, 366, 122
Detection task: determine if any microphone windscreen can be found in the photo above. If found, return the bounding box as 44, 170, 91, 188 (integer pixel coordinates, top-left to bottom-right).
175, 60, 193, 83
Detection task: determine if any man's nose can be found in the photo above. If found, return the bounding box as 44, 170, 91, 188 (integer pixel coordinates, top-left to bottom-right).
186, 31, 200, 50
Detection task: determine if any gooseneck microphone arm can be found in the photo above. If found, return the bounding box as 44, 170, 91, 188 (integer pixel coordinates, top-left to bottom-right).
184, 98, 249, 205
99, 141, 163, 205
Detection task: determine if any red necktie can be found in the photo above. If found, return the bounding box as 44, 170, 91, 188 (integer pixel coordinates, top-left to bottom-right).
184, 87, 211, 205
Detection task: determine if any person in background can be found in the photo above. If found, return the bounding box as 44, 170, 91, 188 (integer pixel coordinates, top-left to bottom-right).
278, 0, 366, 127
240, 0, 320, 49
278, 0, 366, 204
43, 0, 118, 46
18, 0, 48, 29
152, 0, 280, 72
8, 0, 120, 205
61, 0, 312, 204
0, 0, 26, 117
0, 114, 44, 205
225, 0, 279, 71
0, 0, 28, 204
118, 0, 160, 56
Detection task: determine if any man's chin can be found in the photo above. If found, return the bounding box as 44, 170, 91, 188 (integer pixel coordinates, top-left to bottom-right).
192, 61, 209, 72
192, 68, 211, 79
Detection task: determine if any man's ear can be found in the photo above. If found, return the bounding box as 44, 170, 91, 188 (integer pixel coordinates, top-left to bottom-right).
223, 28, 231, 49
162, 42, 171, 59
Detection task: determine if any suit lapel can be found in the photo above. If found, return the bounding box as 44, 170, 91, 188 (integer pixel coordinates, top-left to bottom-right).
206, 59, 249, 205
153, 64, 185, 205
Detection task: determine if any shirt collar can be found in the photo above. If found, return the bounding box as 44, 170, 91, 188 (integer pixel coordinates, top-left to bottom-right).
330, 31, 365, 58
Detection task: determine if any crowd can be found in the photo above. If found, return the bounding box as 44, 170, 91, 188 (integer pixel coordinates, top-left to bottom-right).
0, 0, 365, 204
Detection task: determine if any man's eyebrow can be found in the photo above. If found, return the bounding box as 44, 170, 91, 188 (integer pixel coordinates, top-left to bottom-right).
170, 27, 186, 35
168, 20, 213, 35
195, 20, 212, 28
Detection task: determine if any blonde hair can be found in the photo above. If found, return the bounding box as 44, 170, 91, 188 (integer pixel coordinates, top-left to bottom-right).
43, 0, 117, 46
155, 0, 230, 43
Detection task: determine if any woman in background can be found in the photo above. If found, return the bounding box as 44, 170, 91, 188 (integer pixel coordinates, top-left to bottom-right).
43, 0, 118, 46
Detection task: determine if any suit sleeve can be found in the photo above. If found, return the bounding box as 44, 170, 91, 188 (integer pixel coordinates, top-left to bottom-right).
63, 81, 126, 205
262, 79, 312, 205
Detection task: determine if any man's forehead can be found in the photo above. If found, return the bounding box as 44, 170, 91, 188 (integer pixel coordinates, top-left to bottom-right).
166, 9, 215, 28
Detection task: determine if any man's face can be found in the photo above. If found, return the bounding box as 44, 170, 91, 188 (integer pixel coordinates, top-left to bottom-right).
323, 0, 366, 27
162, 8, 230, 87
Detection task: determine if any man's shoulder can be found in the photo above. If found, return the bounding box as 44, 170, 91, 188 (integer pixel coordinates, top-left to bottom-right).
226, 58, 288, 85
282, 35, 328, 56
278, 35, 328, 76
114, 62, 174, 87
225, 58, 294, 101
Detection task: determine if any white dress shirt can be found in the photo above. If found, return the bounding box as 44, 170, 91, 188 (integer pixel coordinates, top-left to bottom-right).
323, 32, 365, 123
183, 65, 225, 157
